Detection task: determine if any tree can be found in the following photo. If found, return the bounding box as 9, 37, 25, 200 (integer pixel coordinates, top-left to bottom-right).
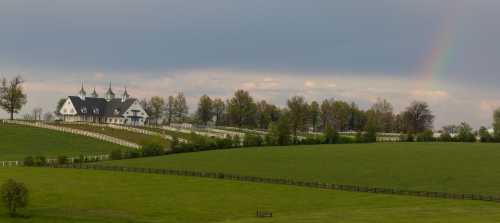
196, 95, 213, 125
0, 76, 28, 120
332, 100, 352, 131
43, 112, 54, 122
164, 96, 176, 125
368, 98, 394, 132
173, 93, 189, 123
267, 114, 291, 146
456, 122, 476, 142
287, 96, 309, 141
228, 90, 257, 128
320, 99, 334, 130
362, 114, 378, 143
55, 98, 66, 117
348, 102, 366, 131
1, 179, 28, 217
402, 101, 434, 134
478, 126, 492, 143
139, 98, 153, 124
324, 123, 339, 144
494, 108, 500, 141
309, 101, 320, 132
149, 96, 165, 125
256, 100, 274, 130
212, 98, 226, 126
32, 107, 43, 121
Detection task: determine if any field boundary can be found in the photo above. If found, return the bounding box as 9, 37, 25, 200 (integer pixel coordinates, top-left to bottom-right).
58, 122, 189, 143
2, 120, 141, 149
40, 164, 500, 203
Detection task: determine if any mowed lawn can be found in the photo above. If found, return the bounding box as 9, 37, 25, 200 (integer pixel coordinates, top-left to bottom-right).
1, 167, 500, 223
54, 124, 170, 147
0, 124, 127, 160
105, 143, 500, 195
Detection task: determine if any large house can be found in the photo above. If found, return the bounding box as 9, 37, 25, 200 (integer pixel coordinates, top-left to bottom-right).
60, 83, 149, 126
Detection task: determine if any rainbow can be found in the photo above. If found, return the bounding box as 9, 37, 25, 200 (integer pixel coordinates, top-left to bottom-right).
415, 4, 460, 91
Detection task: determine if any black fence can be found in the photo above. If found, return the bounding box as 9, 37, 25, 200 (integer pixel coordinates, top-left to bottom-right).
38, 164, 500, 203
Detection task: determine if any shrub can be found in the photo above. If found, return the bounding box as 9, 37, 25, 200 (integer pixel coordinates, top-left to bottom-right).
337, 136, 356, 144
142, 142, 164, 157
232, 135, 242, 147
57, 155, 68, 165
33, 156, 47, 166
243, 134, 263, 147
1, 179, 29, 217
110, 149, 123, 160
300, 136, 322, 145
124, 150, 141, 159
416, 130, 435, 142
439, 132, 453, 142
23, 157, 34, 166
171, 135, 179, 149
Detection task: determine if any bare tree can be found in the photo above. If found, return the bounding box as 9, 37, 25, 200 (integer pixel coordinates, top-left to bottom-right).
0, 76, 28, 120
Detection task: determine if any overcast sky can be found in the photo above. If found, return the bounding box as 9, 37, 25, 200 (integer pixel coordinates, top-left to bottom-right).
1, 0, 499, 128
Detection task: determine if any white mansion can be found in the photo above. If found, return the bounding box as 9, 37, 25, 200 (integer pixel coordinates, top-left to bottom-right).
59, 84, 149, 126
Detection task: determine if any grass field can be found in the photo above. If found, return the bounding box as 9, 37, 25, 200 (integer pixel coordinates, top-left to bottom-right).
2, 167, 500, 223
55, 124, 170, 147
0, 124, 127, 160
104, 143, 500, 195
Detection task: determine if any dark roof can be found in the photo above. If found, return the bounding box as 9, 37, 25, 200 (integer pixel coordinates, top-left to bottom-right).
68, 96, 137, 117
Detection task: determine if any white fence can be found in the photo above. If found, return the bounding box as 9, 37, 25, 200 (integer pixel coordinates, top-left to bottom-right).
60, 122, 189, 143
2, 120, 141, 149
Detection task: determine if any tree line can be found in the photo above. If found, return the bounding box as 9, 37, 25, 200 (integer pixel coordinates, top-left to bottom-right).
189, 89, 435, 135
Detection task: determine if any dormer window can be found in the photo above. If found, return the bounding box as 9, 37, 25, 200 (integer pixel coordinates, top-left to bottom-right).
114, 108, 120, 115
93, 108, 100, 115
81, 107, 88, 114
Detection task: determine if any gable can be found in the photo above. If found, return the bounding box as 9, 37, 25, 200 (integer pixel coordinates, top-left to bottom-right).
60, 98, 77, 115
123, 100, 149, 118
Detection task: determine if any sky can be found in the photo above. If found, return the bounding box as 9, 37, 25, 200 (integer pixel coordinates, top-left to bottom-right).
1, 0, 499, 128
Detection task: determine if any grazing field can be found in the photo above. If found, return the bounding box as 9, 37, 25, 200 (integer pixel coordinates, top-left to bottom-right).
55, 124, 170, 147
105, 143, 500, 195
1, 167, 500, 223
0, 124, 127, 160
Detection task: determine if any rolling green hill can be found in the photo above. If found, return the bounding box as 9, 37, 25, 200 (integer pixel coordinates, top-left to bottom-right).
0, 123, 127, 160
104, 143, 500, 195
1, 167, 500, 223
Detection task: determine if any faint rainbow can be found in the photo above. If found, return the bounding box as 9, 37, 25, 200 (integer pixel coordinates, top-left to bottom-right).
415, 5, 460, 91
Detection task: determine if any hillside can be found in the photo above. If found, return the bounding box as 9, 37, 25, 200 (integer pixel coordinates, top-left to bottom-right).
0, 123, 127, 160
104, 143, 500, 195
1, 167, 500, 223
54, 123, 170, 147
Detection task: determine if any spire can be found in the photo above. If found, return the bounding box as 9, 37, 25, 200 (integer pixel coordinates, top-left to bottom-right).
105, 81, 115, 101
121, 86, 130, 102
91, 87, 99, 98
78, 81, 87, 100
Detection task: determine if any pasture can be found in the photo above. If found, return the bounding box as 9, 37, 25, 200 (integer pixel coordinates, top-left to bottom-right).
54, 123, 170, 147
0, 123, 127, 160
104, 142, 500, 195
1, 167, 500, 223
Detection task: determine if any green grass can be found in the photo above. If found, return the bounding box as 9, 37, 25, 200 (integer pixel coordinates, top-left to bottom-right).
104, 143, 500, 195
55, 124, 170, 148
1, 167, 500, 223
0, 124, 127, 160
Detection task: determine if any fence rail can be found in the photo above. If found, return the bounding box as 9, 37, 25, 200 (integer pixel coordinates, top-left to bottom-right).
40, 164, 500, 203
2, 120, 141, 149
60, 122, 189, 143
